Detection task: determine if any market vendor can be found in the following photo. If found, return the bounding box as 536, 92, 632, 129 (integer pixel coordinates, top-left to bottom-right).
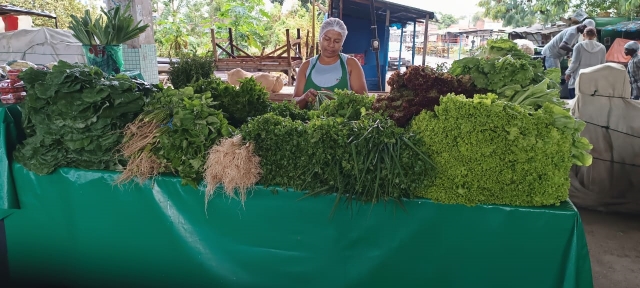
624, 41, 640, 100
294, 18, 367, 109
542, 19, 596, 70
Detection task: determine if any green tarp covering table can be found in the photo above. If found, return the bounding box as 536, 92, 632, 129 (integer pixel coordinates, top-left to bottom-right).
0, 106, 594, 288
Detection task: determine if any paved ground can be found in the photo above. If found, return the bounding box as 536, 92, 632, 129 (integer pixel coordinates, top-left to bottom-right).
579, 208, 640, 288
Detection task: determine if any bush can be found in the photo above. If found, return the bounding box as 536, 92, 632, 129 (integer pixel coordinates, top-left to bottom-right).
169, 51, 215, 89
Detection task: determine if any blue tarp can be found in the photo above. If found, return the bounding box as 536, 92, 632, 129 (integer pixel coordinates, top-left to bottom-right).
603, 21, 640, 32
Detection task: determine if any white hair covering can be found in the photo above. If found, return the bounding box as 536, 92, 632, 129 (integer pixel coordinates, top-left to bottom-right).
583, 19, 596, 28
624, 41, 640, 51
319, 18, 348, 44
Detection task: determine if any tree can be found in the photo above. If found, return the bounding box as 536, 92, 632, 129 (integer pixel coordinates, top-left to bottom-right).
477, 0, 567, 28
4, 0, 89, 29
436, 13, 463, 29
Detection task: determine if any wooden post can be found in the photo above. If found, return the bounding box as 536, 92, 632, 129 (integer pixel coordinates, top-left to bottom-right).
108, 0, 155, 48
411, 21, 417, 65
385, 9, 391, 28
305, 30, 310, 58
210, 28, 218, 61
422, 15, 429, 66
228, 28, 235, 56
312, 0, 316, 57
296, 28, 302, 55
398, 26, 404, 69
286, 29, 292, 85
339, 0, 343, 19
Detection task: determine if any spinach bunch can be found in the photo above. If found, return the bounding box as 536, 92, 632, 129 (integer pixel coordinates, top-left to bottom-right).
14, 61, 148, 175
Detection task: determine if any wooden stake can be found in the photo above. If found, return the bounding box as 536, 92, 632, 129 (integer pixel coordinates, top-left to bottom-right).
211, 28, 218, 61
229, 28, 235, 56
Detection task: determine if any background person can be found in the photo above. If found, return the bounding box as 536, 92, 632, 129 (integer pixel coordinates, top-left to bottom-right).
542, 19, 596, 70
624, 41, 640, 100
564, 27, 606, 99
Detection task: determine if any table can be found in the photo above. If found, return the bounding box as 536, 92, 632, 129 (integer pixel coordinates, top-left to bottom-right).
0, 106, 594, 288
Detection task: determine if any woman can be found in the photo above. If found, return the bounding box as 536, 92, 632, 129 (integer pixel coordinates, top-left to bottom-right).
294, 18, 367, 108
564, 27, 606, 99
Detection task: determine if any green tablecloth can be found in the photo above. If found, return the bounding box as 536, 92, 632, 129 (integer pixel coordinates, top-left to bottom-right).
0, 104, 22, 217
0, 106, 594, 288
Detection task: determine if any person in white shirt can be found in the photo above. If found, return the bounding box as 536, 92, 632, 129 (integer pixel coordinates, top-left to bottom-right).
542, 19, 596, 70
564, 27, 606, 99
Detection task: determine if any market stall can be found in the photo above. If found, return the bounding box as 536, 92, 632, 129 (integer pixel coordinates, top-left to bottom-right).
0, 37, 595, 287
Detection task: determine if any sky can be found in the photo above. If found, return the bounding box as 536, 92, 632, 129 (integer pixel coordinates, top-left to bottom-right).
265, 0, 482, 18
390, 0, 482, 17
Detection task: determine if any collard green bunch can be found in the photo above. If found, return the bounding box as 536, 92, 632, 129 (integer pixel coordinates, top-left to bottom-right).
14, 61, 149, 175
449, 39, 549, 93
410, 94, 578, 206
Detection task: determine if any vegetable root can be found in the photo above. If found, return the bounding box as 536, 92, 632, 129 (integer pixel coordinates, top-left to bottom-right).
203, 135, 262, 208
116, 120, 163, 184
116, 151, 163, 185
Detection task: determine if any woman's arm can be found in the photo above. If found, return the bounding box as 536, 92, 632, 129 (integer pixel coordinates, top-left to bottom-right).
293, 60, 313, 109
346, 57, 367, 94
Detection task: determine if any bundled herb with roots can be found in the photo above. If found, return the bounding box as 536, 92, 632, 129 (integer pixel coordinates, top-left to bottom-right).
116, 120, 165, 184
203, 135, 262, 206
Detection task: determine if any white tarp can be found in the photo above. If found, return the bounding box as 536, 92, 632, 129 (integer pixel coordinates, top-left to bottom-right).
569, 63, 640, 214
0, 27, 85, 66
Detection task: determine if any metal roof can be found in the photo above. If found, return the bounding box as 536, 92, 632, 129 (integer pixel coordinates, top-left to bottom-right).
0, 4, 57, 19
331, 0, 435, 25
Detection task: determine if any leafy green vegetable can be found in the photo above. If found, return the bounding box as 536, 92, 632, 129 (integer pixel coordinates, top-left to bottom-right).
449, 39, 549, 93
14, 61, 149, 174
496, 79, 565, 109
268, 101, 310, 122
373, 65, 478, 127
309, 89, 374, 121
410, 93, 578, 206
241, 112, 434, 206
133, 87, 233, 187
191, 77, 270, 127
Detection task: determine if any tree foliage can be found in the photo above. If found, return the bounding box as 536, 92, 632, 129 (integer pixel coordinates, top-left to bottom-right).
477, 0, 568, 28
479, 0, 639, 28
4, 0, 89, 29
436, 13, 463, 29
152, 0, 324, 57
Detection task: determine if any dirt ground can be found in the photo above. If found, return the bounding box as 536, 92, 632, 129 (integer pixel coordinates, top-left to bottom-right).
579, 208, 640, 288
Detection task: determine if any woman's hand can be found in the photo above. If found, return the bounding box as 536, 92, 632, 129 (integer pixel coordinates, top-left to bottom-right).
565, 74, 571, 82
303, 89, 318, 104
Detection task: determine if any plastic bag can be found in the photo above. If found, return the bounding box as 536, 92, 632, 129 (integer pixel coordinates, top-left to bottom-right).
82, 44, 125, 75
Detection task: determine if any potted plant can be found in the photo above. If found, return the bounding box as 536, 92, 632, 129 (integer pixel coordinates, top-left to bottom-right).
68, 3, 150, 75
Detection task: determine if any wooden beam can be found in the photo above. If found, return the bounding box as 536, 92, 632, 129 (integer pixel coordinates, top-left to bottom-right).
422, 16, 428, 66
